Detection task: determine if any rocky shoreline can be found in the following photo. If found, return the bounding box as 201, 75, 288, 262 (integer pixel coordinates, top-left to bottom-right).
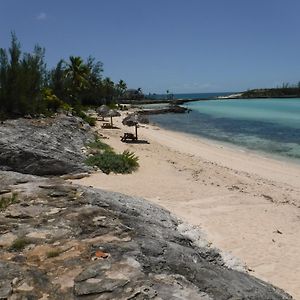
0, 115, 293, 299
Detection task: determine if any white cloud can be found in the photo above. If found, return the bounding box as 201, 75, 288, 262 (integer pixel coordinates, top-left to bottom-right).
36, 12, 47, 21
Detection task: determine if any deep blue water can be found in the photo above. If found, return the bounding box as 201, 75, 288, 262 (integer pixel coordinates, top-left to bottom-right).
148, 98, 300, 161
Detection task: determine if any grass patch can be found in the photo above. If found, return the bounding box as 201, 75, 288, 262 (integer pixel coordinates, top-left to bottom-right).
10, 237, 30, 251
86, 138, 139, 174
0, 193, 18, 211
77, 110, 96, 126
86, 138, 112, 152
46, 249, 61, 258
73, 106, 97, 126
82, 114, 96, 126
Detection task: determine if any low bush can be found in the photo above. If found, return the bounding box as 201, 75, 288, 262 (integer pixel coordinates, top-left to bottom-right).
74, 108, 97, 126
85, 139, 139, 174
10, 237, 30, 251
0, 193, 18, 211
46, 249, 61, 258
86, 139, 112, 152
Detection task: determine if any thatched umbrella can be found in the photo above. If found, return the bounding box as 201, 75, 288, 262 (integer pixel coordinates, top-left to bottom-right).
96, 105, 109, 120
105, 109, 121, 126
122, 113, 149, 139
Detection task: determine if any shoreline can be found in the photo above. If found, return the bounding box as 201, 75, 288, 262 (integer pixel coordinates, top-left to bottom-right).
122, 95, 300, 105
74, 113, 300, 299
148, 121, 300, 167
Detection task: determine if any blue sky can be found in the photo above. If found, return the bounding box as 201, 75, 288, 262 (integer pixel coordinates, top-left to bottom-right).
1, 0, 300, 93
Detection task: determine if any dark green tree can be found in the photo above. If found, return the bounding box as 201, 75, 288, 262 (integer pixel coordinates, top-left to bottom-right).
102, 77, 115, 104
116, 79, 127, 98
50, 59, 66, 100
81, 56, 104, 105
0, 33, 47, 116
65, 56, 89, 105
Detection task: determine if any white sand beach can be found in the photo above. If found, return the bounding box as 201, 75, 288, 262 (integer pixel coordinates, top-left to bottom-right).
74, 114, 300, 299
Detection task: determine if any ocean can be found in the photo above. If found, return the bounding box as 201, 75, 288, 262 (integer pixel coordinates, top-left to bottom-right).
148, 98, 300, 161
150, 92, 233, 100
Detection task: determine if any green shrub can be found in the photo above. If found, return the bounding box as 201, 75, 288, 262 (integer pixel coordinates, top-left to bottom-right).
42, 88, 64, 112
10, 237, 30, 251
108, 102, 117, 109
86, 150, 139, 174
87, 139, 112, 152
46, 249, 61, 258
0, 193, 18, 211
84, 115, 97, 126
86, 138, 139, 174
74, 108, 96, 126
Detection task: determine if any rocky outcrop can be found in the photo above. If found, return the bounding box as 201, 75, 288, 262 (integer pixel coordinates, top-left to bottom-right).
0, 115, 94, 176
140, 105, 189, 115
0, 171, 292, 299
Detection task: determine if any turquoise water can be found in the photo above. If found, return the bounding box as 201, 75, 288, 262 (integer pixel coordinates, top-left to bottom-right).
149, 92, 233, 100
149, 98, 300, 161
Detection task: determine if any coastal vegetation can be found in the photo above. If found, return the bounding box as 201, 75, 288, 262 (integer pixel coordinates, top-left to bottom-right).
85, 139, 139, 174
0, 33, 130, 121
9, 237, 30, 251
0, 192, 18, 211
241, 83, 300, 98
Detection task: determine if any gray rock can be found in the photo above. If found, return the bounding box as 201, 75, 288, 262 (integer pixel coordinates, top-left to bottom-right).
74, 278, 129, 296
0, 281, 12, 299
0, 115, 94, 175
0, 171, 293, 299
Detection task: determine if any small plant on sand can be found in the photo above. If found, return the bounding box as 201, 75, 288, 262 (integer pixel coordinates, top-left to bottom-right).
46, 249, 61, 258
0, 193, 18, 211
10, 237, 30, 251
87, 138, 112, 152
75, 109, 97, 126
85, 139, 139, 174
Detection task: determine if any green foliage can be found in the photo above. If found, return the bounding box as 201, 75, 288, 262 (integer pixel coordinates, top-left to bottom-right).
73, 107, 96, 126
0, 33, 131, 118
50, 59, 66, 100
46, 249, 61, 258
108, 102, 117, 109
0, 33, 48, 116
10, 237, 30, 251
84, 115, 97, 126
242, 87, 300, 98
85, 139, 139, 174
86, 150, 139, 174
87, 138, 113, 152
42, 88, 64, 112
0, 192, 18, 211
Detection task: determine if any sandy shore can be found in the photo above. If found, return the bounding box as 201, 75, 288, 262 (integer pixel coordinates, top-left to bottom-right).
74, 113, 300, 299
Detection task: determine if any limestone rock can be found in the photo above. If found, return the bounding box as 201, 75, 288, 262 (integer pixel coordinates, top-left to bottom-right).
0, 171, 292, 299
0, 115, 94, 175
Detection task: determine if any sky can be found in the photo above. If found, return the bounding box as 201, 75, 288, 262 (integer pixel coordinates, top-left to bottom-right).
1, 0, 300, 94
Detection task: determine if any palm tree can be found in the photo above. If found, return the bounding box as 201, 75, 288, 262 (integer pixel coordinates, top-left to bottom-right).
116, 79, 127, 98
103, 77, 115, 104
65, 56, 89, 102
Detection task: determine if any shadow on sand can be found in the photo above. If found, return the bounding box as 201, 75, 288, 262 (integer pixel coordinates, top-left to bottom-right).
101, 126, 120, 130
122, 139, 150, 144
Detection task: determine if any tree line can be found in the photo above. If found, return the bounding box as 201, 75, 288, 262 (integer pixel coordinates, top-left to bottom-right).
0, 33, 129, 119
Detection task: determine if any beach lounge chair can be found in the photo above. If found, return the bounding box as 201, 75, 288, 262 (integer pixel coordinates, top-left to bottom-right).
120, 132, 137, 142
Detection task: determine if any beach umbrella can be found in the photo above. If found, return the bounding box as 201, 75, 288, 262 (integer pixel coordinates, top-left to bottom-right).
105, 109, 121, 126
96, 105, 109, 120
122, 113, 149, 139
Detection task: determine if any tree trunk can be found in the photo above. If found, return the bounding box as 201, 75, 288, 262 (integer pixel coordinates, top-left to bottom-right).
135, 124, 138, 140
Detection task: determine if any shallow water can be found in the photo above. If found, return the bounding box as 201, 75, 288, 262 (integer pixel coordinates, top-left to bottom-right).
149, 98, 300, 161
